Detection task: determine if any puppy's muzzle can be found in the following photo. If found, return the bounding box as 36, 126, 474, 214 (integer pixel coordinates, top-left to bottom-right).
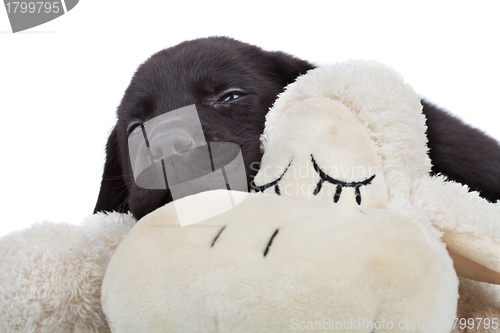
128, 105, 247, 200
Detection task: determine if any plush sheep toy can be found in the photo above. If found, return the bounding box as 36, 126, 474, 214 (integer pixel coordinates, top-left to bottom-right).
1, 60, 499, 333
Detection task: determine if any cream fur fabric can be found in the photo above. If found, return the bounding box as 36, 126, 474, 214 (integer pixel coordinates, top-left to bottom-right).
102, 190, 458, 332
0, 212, 135, 333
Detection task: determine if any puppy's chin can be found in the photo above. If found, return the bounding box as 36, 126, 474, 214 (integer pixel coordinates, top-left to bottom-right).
128, 187, 172, 220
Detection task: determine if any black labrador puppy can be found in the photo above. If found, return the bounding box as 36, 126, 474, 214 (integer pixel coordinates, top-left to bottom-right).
94, 36, 500, 220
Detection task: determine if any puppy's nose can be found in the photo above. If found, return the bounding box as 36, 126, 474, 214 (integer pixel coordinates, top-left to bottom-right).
149, 129, 197, 161
147, 105, 207, 161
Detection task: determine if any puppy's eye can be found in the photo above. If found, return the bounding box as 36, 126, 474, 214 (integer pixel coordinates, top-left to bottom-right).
221, 93, 240, 103
217, 91, 246, 104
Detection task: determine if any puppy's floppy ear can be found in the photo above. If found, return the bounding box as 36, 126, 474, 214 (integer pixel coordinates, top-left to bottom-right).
267, 51, 315, 87
94, 125, 129, 214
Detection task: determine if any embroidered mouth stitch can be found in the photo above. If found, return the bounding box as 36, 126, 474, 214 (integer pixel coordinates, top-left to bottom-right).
311, 155, 376, 205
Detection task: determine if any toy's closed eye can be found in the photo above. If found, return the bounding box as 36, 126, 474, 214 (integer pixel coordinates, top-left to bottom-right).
311, 155, 375, 205
253, 162, 292, 195
254, 156, 376, 205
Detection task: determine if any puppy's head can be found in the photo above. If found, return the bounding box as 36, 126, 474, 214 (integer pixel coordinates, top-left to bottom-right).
94, 37, 314, 219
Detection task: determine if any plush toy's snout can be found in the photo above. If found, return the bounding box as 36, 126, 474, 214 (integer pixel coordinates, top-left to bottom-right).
102, 190, 458, 333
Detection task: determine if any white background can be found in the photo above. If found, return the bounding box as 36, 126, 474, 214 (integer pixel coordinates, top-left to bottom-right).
1, 0, 499, 237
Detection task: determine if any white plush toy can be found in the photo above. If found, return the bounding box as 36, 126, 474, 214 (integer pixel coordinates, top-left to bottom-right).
1, 60, 499, 333
255, 60, 500, 288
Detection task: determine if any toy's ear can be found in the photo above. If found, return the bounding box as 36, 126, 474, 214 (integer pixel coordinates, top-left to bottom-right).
93, 125, 130, 214
443, 231, 500, 285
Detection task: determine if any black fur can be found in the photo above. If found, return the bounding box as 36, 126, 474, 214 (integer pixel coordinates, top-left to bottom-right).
94, 36, 500, 220
423, 102, 500, 202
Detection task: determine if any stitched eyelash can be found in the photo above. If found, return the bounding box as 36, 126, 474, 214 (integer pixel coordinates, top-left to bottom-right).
253, 161, 292, 195
311, 155, 375, 205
